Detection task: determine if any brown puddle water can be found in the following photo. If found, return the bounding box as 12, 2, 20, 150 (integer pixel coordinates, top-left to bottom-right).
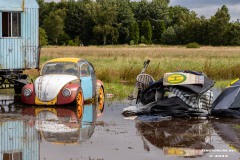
0, 89, 240, 160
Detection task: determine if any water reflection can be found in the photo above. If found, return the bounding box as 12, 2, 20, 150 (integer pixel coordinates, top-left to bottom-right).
22, 103, 97, 144
135, 117, 240, 158
0, 90, 18, 113
213, 119, 240, 152
0, 110, 39, 160
0, 92, 99, 160
136, 118, 214, 157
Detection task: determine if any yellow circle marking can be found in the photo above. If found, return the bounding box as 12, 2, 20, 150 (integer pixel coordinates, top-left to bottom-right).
167, 74, 186, 84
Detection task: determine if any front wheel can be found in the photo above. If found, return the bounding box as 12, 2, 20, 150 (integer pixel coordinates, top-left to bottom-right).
76, 90, 84, 120
97, 86, 105, 113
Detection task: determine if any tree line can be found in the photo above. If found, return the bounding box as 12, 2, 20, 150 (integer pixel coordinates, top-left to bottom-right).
38, 0, 240, 46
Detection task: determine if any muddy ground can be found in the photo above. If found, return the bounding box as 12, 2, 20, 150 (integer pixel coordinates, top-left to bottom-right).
0, 90, 240, 160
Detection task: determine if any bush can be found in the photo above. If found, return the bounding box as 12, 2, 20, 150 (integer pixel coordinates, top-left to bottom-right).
129, 40, 135, 45
68, 40, 75, 46
186, 42, 201, 48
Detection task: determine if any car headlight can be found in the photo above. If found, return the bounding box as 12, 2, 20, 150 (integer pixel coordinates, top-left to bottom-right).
23, 88, 32, 97
62, 88, 71, 97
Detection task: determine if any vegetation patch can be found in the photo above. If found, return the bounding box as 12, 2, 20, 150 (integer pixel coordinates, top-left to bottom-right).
31, 45, 240, 98
186, 42, 201, 48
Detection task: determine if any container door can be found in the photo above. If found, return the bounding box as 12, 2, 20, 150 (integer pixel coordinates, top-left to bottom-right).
79, 62, 93, 100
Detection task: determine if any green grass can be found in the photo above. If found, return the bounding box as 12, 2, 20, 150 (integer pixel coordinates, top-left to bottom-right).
25, 45, 240, 99
104, 83, 133, 99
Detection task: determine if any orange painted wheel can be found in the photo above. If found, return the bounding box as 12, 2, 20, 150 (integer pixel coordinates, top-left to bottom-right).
98, 87, 104, 113
76, 90, 84, 119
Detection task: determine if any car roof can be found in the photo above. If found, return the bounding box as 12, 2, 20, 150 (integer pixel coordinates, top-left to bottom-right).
46, 58, 81, 63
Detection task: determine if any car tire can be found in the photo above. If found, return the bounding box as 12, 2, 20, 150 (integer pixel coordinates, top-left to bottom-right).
97, 86, 105, 113
76, 89, 84, 120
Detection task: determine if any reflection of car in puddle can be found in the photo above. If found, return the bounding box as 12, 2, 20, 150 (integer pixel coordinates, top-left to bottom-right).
0, 102, 100, 159
135, 118, 214, 158
22, 103, 99, 144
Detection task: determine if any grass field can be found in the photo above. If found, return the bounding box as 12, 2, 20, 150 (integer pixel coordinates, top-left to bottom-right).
27, 45, 240, 98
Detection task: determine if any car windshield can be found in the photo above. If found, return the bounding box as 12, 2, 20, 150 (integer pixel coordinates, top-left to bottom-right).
41, 62, 77, 76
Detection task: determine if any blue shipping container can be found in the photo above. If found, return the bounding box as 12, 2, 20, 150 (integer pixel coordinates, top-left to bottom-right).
0, 0, 39, 70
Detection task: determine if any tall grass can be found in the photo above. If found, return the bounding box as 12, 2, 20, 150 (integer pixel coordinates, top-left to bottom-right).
38, 46, 240, 84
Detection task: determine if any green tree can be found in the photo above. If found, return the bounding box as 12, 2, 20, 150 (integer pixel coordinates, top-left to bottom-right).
129, 21, 139, 44
209, 5, 230, 45
86, 0, 118, 45
149, 0, 169, 28
152, 20, 165, 44
161, 26, 176, 44
65, 1, 93, 45
39, 27, 48, 46
43, 9, 66, 44
226, 22, 240, 46
140, 20, 152, 44
38, 1, 58, 27
134, 0, 150, 22
149, 0, 169, 20
57, 33, 70, 45
168, 6, 192, 27
93, 25, 116, 45
116, 0, 135, 44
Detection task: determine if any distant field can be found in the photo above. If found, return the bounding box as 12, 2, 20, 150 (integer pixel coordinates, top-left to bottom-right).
40, 46, 240, 81
27, 45, 240, 97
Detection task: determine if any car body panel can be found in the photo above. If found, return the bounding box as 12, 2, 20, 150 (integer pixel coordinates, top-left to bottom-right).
56, 83, 79, 105
22, 83, 35, 104
34, 74, 78, 102
21, 58, 103, 106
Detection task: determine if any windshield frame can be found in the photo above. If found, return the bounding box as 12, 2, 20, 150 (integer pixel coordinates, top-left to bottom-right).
41, 62, 78, 76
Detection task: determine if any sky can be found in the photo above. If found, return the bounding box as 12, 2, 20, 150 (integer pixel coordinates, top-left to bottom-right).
169, 0, 240, 22
45, 0, 240, 22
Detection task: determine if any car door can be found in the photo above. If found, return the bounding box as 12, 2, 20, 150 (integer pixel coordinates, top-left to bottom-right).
89, 63, 97, 97
79, 62, 93, 100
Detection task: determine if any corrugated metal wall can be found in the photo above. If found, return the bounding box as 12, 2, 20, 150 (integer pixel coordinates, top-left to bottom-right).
0, 120, 39, 160
0, 7, 39, 70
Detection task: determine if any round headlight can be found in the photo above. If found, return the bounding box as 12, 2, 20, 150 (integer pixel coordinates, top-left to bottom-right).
62, 88, 71, 97
23, 88, 32, 97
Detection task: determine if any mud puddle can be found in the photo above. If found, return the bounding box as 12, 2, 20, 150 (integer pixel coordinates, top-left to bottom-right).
0, 90, 240, 160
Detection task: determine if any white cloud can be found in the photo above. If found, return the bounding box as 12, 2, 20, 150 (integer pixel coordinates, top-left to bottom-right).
169, 0, 240, 21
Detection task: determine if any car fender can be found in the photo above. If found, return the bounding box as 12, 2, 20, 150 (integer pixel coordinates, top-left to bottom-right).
21, 83, 35, 104
97, 79, 104, 91
56, 83, 81, 105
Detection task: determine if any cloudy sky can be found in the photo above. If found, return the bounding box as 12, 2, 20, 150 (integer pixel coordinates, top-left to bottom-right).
169, 0, 240, 21
45, 0, 240, 22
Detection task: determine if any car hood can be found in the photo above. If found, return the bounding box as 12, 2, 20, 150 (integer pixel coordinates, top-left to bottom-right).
35, 110, 78, 132
34, 74, 79, 102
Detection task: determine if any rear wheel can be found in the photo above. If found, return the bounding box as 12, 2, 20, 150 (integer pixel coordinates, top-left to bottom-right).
14, 85, 22, 94
97, 86, 105, 113
76, 90, 84, 120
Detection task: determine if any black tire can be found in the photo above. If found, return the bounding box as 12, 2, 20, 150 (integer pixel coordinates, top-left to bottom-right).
14, 85, 22, 94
